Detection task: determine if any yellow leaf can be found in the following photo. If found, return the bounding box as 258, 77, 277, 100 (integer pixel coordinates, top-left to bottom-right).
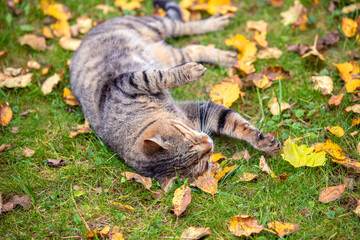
110, 201, 134, 211
100, 225, 111, 235
281, 137, 327, 167
121, 172, 152, 190
172, 184, 191, 216
326, 126, 344, 137
267, 221, 299, 237
38, 0, 71, 21
210, 153, 226, 162
115, 0, 143, 11
352, 117, 360, 126
229, 215, 264, 237
341, 18, 357, 38
318, 183, 346, 203
214, 165, 236, 181
42, 27, 53, 39
22, 148, 35, 157
59, 37, 81, 51
331, 158, 360, 174
253, 74, 269, 89
238, 172, 258, 182
51, 20, 71, 38
268, 97, 291, 116
253, 31, 268, 48
234, 60, 256, 74
41, 73, 61, 95
69, 126, 91, 138
195, 171, 218, 195
209, 81, 240, 108
280, 0, 306, 26
328, 93, 344, 106
180, 227, 212, 240
313, 139, 346, 160
245, 20, 268, 33
311, 76, 333, 95
225, 34, 257, 63
206, 0, 237, 15
18, 34, 46, 51
345, 78, 360, 93
0, 104, 13, 126
63, 88, 79, 106
111, 232, 125, 240
333, 61, 359, 83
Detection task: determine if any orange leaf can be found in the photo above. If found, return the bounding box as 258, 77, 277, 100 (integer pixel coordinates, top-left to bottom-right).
214, 165, 236, 181
0, 104, 12, 126
341, 18, 357, 38
172, 184, 191, 216
210, 153, 226, 162
267, 221, 299, 237
22, 148, 35, 157
110, 201, 134, 211
63, 88, 79, 106
195, 172, 218, 195
313, 139, 346, 160
318, 183, 346, 203
229, 215, 264, 237
328, 93, 344, 106
121, 172, 152, 190
209, 81, 240, 108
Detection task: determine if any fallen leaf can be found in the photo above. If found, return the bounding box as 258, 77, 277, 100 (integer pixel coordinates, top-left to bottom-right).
19, 109, 35, 116
0, 144, 11, 153
0, 72, 33, 88
85, 225, 112, 239
341, 18, 357, 38
206, 0, 237, 15
238, 172, 258, 182
257, 47, 283, 59
76, 15, 92, 34
253, 74, 270, 89
278, 172, 290, 181
345, 104, 360, 113
259, 155, 277, 179
121, 172, 152, 190
0, 104, 12, 126
95, 4, 117, 14
214, 165, 236, 181
352, 117, 360, 126
292, 9, 308, 31
209, 81, 240, 108
262, 66, 291, 81
210, 153, 226, 162
354, 200, 360, 217
110, 201, 134, 211
287, 43, 310, 55
333, 61, 359, 83
318, 31, 340, 47
26, 60, 41, 69
38, 0, 71, 21
350, 131, 358, 136
245, 20, 268, 33
2, 195, 32, 212
195, 172, 218, 195
63, 88, 79, 106
232, 149, 251, 162
42, 26, 53, 39
172, 184, 191, 216
267, 221, 299, 237
152, 189, 165, 199
46, 159, 67, 167
69, 126, 91, 138
253, 31, 268, 48
318, 183, 346, 203
342, 3, 360, 14
115, 0, 143, 11
314, 139, 346, 160
51, 20, 71, 38
229, 215, 264, 237
41, 73, 61, 95
271, 0, 284, 8
268, 97, 291, 116
22, 148, 35, 157
328, 93, 344, 106
59, 37, 81, 51
312, 76, 333, 95
18, 34, 46, 51
180, 227, 212, 240
41, 68, 49, 75
0, 49, 8, 57
301, 34, 325, 61
331, 158, 360, 174
325, 126, 344, 137
280, 0, 306, 26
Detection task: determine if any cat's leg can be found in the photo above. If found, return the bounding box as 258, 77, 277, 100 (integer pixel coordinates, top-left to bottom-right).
178, 101, 281, 154
113, 62, 206, 94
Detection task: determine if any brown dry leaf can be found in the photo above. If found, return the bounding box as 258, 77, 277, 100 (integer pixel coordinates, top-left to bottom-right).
95, 4, 117, 14
19, 109, 35, 116
262, 66, 291, 81
268, 97, 291, 116
46, 159, 67, 167
214, 165, 236, 181
319, 31, 340, 47
259, 155, 277, 179
354, 200, 360, 217
292, 10, 308, 31
341, 18, 357, 38
312, 76, 333, 95
180, 227, 212, 240
345, 104, 360, 113
287, 43, 310, 55
301, 34, 325, 61
63, 87, 79, 106
59, 37, 81, 51
122, 172, 152, 190
172, 184, 191, 216
232, 149, 251, 162
69, 126, 91, 138
238, 172, 258, 182
342, 3, 360, 14
0, 104, 12, 126
0, 72, 33, 88
27, 60, 41, 69
278, 172, 290, 181
271, 0, 284, 8
110, 200, 134, 211
245, 20, 268, 33
0, 144, 11, 153
10, 195, 32, 210
42, 26, 53, 39
209, 81, 240, 108
257, 47, 283, 59
325, 126, 344, 137
228, 215, 264, 237
331, 158, 360, 174
280, 0, 306, 26
18, 34, 46, 51
267, 221, 299, 237
77, 15, 92, 34
115, 0, 143, 11
195, 172, 218, 195
38, 0, 71, 21
51, 20, 71, 38
22, 148, 35, 157
41, 73, 61, 95
318, 183, 346, 203
328, 93, 344, 106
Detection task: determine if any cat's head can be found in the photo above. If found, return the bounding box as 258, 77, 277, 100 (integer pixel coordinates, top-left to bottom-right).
139, 119, 213, 184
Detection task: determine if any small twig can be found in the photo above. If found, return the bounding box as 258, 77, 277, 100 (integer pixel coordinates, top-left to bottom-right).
157, 237, 174, 239
70, 185, 91, 232
60, 236, 82, 239
338, 211, 353, 218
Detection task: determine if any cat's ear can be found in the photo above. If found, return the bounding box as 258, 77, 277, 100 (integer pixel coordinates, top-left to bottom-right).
143, 137, 167, 156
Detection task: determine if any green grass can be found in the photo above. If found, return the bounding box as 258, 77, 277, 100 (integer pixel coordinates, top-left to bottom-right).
1, 0, 360, 239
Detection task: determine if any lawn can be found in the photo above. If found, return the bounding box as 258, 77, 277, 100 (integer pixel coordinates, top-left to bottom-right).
1, 0, 360, 239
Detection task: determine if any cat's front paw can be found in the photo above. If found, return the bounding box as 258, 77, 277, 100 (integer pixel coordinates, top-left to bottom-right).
181, 62, 207, 82
255, 132, 282, 154
208, 14, 231, 31
217, 50, 238, 68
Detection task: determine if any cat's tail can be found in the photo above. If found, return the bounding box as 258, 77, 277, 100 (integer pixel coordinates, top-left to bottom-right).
153, 0, 183, 21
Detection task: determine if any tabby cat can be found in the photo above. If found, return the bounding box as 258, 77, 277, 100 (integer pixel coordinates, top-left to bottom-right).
69, 0, 281, 186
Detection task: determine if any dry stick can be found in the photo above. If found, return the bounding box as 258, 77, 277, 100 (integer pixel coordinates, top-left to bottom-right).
60, 236, 82, 239
70, 185, 91, 233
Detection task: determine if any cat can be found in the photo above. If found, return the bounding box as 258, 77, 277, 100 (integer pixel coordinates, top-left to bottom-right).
69, 0, 281, 186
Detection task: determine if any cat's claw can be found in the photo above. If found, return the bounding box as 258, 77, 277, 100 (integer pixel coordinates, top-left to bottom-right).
181, 62, 207, 82
208, 14, 232, 31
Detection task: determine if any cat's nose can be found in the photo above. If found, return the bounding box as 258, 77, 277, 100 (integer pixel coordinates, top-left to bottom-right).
199, 136, 213, 154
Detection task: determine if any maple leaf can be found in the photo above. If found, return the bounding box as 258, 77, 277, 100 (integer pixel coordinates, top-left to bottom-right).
267, 221, 299, 237
318, 183, 346, 203
229, 215, 264, 237
172, 184, 191, 216
0, 103, 12, 126
282, 137, 327, 167
209, 81, 240, 108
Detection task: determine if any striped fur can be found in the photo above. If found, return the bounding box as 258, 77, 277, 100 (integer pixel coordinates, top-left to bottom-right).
70, 1, 280, 185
